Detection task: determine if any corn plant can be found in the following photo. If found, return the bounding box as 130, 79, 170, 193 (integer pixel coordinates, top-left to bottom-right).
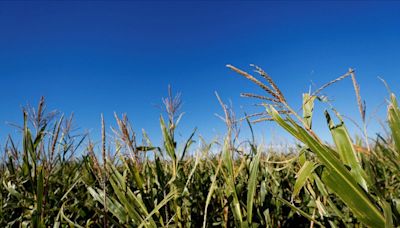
228, 64, 399, 227
1, 72, 399, 227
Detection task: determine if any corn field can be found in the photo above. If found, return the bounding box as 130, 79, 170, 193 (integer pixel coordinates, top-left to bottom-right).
1, 65, 399, 227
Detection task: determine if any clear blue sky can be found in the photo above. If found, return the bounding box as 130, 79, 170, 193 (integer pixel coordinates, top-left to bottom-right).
1, 1, 400, 146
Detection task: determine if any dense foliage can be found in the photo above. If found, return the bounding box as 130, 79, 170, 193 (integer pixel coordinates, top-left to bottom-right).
1, 66, 399, 227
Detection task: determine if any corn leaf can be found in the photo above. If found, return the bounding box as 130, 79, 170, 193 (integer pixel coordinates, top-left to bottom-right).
325, 111, 367, 190
292, 161, 317, 200
268, 105, 385, 227
246, 147, 261, 224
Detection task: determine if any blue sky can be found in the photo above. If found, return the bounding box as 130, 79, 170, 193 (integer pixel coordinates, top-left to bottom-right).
1, 1, 400, 146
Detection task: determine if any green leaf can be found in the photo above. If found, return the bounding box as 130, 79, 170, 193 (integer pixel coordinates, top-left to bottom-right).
388, 94, 400, 154
60, 203, 85, 228
268, 105, 385, 227
160, 116, 176, 161
203, 158, 223, 228
381, 200, 393, 228
302, 93, 316, 129
246, 147, 261, 223
221, 132, 243, 224
87, 187, 128, 223
36, 167, 44, 225
322, 169, 384, 227
292, 161, 317, 200
325, 111, 367, 190
138, 189, 177, 228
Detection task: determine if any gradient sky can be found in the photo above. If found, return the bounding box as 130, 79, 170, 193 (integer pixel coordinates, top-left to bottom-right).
1, 1, 400, 146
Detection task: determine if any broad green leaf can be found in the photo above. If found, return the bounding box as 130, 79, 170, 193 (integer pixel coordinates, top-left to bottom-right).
381, 200, 393, 228
388, 94, 400, 154
302, 93, 316, 129
160, 116, 176, 162
325, 111, 367, 190
36, 167, 44, 225
292, 161, 317, 200
87, 187, 128, 223
246, 147, 261, 223
221, 132, 243, 224
203, 158, 223, 228
322, 169, 384, 227
268, 105, 385, 227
